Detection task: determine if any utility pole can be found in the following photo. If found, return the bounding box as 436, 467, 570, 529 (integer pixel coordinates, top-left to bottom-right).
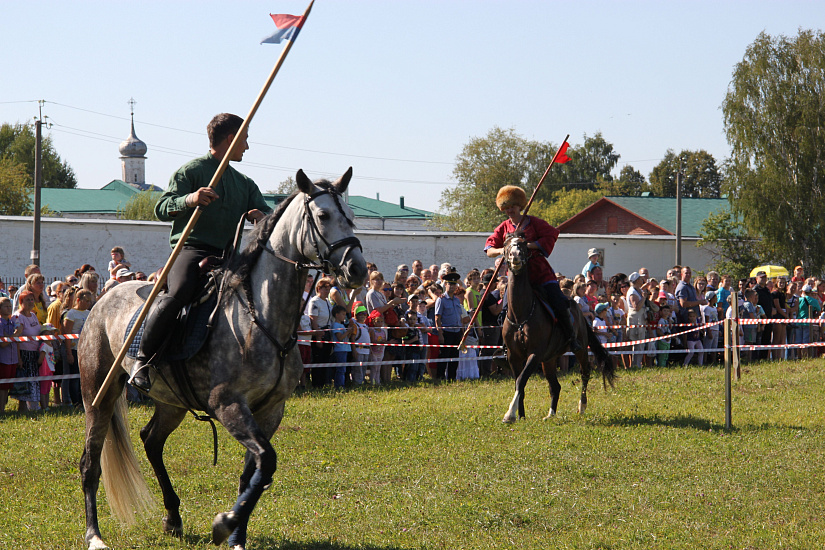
32, 100, 47, 267
675, 163, 683, 266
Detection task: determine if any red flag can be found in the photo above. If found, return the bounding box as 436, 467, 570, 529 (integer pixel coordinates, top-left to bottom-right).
555, 141, 571, 164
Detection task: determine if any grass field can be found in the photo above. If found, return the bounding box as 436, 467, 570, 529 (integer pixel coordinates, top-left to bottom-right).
1, 359, 823, 550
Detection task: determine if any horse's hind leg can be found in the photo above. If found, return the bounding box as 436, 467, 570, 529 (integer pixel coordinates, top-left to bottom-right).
140, 403, 187, 537
574, 348, 592, 414
80, 382, 122, 550
541, 360, 562, 420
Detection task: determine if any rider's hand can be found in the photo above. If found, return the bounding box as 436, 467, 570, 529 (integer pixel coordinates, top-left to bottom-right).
185, 187, 219, 208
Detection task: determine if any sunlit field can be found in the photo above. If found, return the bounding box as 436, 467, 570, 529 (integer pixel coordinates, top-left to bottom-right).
1, 359, 823, 550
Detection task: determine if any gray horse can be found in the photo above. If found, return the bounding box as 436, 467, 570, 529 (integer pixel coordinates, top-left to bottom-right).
79, 169, 366, 550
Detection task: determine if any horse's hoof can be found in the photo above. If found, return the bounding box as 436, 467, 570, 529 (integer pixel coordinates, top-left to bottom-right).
162, 513, 183, 537
212, 511, 239, 545
502, 415, 516, 424
578, 401, 587, 414
543, 410, 557, 420
87, 535, 109, 550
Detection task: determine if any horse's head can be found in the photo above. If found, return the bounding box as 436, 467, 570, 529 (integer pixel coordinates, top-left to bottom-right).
504, 233, 529, 274
295, 168, 367, 289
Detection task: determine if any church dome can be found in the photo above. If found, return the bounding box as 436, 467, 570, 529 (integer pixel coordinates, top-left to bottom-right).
119, 119, 147, 157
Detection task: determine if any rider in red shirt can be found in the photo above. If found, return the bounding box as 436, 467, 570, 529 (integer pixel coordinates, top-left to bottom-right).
484, 185, 580, 351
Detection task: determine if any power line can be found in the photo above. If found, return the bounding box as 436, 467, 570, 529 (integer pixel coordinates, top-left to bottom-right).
44, 100, 454, 165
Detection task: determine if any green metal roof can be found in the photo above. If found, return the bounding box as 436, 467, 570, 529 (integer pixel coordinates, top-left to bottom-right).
606, 196, 729, 237
37, 183, 433, 220
261, 193, 432, 220
39, 181, 138, 214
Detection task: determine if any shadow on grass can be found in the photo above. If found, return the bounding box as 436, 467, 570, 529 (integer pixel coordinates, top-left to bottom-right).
250, 537, 413, 550
601, 413, 728, 431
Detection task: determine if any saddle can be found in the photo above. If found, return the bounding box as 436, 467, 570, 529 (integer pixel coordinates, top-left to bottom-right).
126, 267, 222, 363
533, 288, 558, 322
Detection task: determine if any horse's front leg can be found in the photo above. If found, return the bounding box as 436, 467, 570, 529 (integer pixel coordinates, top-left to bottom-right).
210, 397, 279, 549
542, 359, 562, 420
140, 403, 187, 537
574, 348, 592, 414
503, 353, 540, 423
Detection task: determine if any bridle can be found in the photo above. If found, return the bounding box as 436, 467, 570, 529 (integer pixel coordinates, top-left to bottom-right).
260, 187, 362, 273
503, 235, 535, 332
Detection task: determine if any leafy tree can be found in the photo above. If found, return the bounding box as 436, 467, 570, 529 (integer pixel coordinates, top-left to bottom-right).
0, 123, 77, 189
266, 176, 296, 195
436, 127, 559, 231
435, 128, 621, 231
531, 188, 604, 226
0, 158, 32, 215
598, 164, 647, 196
722, 29, 825, 273
697, 209, 761, 279
118, 190, 161, 221
648, 149, 722, 198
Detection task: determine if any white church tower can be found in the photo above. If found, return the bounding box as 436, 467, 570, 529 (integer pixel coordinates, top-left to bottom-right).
118, 98, 148, 187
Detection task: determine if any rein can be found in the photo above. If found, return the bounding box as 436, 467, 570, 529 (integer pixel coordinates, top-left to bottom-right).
504, 237, 536, 337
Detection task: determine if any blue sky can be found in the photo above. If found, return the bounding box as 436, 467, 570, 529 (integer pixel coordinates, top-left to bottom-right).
1, 1, 822, 213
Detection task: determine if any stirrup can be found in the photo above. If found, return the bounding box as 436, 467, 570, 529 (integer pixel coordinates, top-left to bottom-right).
129, 362, 154, 394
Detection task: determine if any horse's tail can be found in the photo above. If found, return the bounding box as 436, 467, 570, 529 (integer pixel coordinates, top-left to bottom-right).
585, 323, 617, 389
100, 393, 154, 523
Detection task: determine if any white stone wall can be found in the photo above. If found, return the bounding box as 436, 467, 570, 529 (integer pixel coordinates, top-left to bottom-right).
0, 216, 717, 284
121, 157, 146, 185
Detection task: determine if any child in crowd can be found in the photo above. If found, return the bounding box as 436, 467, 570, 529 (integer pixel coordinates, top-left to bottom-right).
367, 310, 389, 385
682, 309, 704, 366
702, 291, 720, 364
38, 323, 58, 410
401, 308, 424, 381
592, 303, 614, 345
62, 289, 93, 405
350, 306, 372, 385
0, 297, 23, 412
330, 305, 351, 389
656, 303, 673, 367
741, 289, 759, 363
297, 313, 313, 388
108, 246, 131, 281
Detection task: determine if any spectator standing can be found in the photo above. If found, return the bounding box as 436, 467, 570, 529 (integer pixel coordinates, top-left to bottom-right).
675, 266, 707, 323
706, 271, 721, 292
656, 303, 673, 367
330, 305, 351, 389
411, 260, 423, 279
625, 272, 646, 368
12, 290, 42, 410
13, 272, 50, 321
0, 277, 9, 299
307, 277, 334, 388
753, 271, 774, 360
37, 323, 58, 410
771, 277, 789, 360
349, 306, 371, 385
62, 289, 92, 405
785, 282, 800, 359
702, 291, 720, 364
297, 313, 312, 389
682, 310, 704, 366
79, 272, 100, 303
797, 284, 821, 359
791, 265, 805, 284
434, 272, 468, 380
367, 310, 390, 384
0, 297, 22, 412
716, 275, 733, 316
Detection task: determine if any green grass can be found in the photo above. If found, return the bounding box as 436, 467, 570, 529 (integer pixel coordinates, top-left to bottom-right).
1, 360, 823, 549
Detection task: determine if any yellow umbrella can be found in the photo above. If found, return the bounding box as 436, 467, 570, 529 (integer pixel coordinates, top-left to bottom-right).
750, 265, 789, 278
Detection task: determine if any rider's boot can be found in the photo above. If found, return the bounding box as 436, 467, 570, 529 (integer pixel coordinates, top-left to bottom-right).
128, 295, 183, 394
558, 307, 582, 352
538, 284, 582, 352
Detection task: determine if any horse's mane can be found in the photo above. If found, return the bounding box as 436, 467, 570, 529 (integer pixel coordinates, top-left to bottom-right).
223, 178, 351, 300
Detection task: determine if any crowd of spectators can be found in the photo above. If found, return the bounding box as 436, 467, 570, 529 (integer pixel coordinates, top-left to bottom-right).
2, 244, 825, 410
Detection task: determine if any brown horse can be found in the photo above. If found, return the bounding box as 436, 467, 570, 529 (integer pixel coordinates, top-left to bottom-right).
501, 234, 615, 423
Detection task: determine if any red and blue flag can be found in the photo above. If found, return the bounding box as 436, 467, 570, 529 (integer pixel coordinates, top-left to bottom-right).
261, 13, 306, 44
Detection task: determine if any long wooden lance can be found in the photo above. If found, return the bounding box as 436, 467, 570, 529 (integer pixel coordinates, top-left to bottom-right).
457, 134, 570, 352
92, 1, 315, 407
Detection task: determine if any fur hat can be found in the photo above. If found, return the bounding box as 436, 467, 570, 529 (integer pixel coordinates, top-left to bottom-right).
495, 185, 528, 210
